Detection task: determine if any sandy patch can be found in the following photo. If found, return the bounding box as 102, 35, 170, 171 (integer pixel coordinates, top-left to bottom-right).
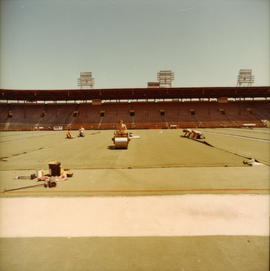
0, 195, 269, 237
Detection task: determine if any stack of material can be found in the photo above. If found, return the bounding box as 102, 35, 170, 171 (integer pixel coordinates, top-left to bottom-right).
5, 162, 74, 192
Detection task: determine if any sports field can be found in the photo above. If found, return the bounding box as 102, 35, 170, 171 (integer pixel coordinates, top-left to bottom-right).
0, 128, 269, 196
0, 128, 269, 270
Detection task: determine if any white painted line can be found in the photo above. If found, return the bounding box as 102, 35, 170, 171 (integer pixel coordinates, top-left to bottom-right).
204, 130, 270, 142
225, 128, 270, 135
0, 195, 269, 237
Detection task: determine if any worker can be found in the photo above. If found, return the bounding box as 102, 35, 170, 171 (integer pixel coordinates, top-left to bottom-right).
115, 120, 127, 136
78, 126, 85, 137
183, 128, 192, 137
191, 130, 205, 139
66, 129, 74, 139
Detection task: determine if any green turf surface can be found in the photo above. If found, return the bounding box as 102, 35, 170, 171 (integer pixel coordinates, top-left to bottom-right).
1, 166, 269, 197
1, 129, 269, 171
0, 129, 269, 196
0, 129, 253, 170
203, 128, 270, 165
204, 128, 270, 140
0, 236, 268, 271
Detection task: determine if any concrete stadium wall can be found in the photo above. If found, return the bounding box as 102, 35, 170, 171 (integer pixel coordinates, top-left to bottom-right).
0, 101, 268, 130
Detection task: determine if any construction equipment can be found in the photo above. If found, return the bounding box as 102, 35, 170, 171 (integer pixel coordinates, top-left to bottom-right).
4, 184, 45, 192
112, 132, 130, 149
15, 174, 37, 180
5, 162, 73, 193
44, 177, 57, 188
4, 180, 56, 193
4, 174, 69, 192
61, 168, 73, 177
48, 161, 61, 176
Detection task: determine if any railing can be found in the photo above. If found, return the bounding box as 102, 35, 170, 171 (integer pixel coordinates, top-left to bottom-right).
1, 120, 265, 131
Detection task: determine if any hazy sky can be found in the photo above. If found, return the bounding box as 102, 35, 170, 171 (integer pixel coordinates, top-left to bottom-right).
1, 0, 269, 89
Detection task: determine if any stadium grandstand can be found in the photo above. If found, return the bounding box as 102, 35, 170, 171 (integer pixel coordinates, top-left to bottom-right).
0, 86, 270, 130
1, 86, 270, 271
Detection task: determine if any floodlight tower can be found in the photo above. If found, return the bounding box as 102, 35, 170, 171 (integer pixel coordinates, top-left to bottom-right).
237, 69, 254, 86
157, 70, 174, 87
77, 72, 95, 89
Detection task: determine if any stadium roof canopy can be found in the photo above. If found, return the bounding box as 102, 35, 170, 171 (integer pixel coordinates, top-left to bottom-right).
1, 86, 270, 101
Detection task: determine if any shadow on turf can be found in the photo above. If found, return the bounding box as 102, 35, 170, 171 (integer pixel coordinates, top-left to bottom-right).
107, 145, 128, 150
180, 135, 262, 165
180, 135, 213, 147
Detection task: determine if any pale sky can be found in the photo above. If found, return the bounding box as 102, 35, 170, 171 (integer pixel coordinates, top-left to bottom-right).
0, 0, 269, 89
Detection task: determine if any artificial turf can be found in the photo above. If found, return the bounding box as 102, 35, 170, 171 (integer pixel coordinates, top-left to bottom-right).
0, 236, 268, 271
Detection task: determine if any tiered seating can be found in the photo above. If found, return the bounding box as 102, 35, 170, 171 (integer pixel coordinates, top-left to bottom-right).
38, 104, 76, 127
0, 100, 268, 130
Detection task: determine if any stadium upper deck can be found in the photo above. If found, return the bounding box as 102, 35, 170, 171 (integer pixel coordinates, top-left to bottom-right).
0, 86, 269, 130
1, 86, 270, 101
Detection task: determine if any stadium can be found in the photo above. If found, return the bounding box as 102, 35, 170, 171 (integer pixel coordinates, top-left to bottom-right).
0, 86, 270, 131
0, 85, 269, 271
